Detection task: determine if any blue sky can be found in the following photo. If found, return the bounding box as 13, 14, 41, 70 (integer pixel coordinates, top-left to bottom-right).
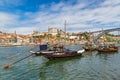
0, 0, 120, 34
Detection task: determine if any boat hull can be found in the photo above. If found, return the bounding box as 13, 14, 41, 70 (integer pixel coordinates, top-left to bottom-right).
44, 52, 83, 60
97, 47, 118, 53
98, 49, 118, 53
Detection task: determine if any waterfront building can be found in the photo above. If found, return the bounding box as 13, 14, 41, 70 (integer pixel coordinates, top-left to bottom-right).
48, 27, 58, 36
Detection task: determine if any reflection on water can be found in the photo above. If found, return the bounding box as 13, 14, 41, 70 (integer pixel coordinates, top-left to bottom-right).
0, 45, 120, 80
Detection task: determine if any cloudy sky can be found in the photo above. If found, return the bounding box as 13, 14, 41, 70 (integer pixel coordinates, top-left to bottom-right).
0, 0, 120, 34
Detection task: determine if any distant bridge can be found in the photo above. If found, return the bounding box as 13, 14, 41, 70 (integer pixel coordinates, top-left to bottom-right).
91, 28, 120, 44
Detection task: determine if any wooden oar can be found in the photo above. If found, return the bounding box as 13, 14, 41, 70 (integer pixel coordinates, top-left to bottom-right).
7, 45, 37, 59
4, 53, 34, 69
7, 53, 22, 59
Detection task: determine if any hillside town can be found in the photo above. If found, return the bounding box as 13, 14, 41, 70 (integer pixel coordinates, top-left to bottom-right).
0, 28, 120, 47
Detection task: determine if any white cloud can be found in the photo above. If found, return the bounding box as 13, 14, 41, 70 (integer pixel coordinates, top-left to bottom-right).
36, 1, 120, 31
10, 27, 39, 35
101, 0, 120, 6
0, 0, 120, 34
0, 12, 19, 27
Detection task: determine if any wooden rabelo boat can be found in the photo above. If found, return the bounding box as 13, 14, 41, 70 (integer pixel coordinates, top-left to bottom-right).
97, 44, 118, 53
84, 43, 96, 51
44, 50, 84, 60
3, 44, 85, 69
33, 44, 85, 60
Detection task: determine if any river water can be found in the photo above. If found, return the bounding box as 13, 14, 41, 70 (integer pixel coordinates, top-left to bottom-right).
0, 45, 120, 80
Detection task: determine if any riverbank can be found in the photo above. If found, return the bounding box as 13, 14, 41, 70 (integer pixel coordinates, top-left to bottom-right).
0, 41, 119, 47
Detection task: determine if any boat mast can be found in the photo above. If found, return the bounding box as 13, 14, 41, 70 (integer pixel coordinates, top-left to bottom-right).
64, 20, 66, 45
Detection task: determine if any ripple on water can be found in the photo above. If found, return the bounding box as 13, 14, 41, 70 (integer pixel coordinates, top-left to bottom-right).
0, 45, 120, 80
